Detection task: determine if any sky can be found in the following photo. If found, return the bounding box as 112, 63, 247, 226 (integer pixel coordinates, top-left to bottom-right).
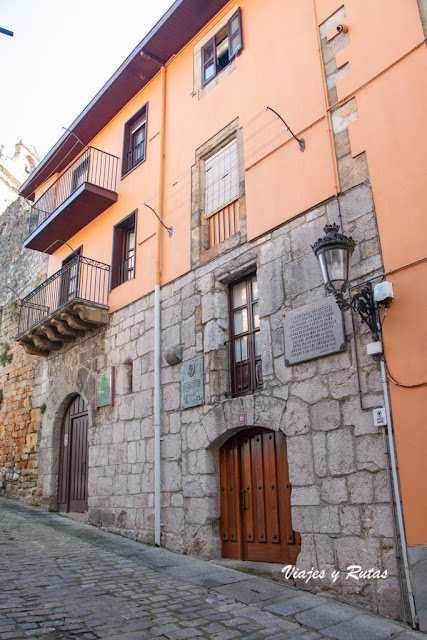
0, 0, 174, 160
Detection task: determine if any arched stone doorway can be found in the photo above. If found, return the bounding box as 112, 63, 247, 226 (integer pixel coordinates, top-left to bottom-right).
220, 428, 300, 563
57, 395, 89, 513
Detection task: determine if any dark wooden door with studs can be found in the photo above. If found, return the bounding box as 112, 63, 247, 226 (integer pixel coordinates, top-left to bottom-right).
220, 429, 301, 563
58, 395, 89, 513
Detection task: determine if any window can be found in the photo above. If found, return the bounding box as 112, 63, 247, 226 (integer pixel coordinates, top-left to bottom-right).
111, 211, 136, 289
59, 247, 82, 306
122, 104, 147, 177
202, 9, 242, 86
227, 273, 262, 396
205, 139, 239, 217
191, 120, 246, 267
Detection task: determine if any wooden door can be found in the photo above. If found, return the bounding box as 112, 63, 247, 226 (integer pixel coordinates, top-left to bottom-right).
59, 248, 81, 307
58, 395, 88, 513
220, 429, 300, 563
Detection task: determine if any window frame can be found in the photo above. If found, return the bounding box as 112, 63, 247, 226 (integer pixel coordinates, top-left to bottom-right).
121, 104, 148, 178
201, 8, 242, 87
110, 210, 137, 290
204, 138, 239, 218
59, 246, 83, 306
227, 272, 262, 396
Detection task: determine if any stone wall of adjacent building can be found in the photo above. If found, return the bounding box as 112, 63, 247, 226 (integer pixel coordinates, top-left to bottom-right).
0, 142, 40, 214
0, 197, 48, 502
36, 178, 402, 619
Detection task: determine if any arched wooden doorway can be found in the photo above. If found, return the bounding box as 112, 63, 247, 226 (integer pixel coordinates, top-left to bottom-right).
220, 428, 301, 563
58, 395, 89, 513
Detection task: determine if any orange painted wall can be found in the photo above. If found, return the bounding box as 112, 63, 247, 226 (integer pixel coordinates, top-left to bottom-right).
47, 0, 338, 311
330, 0, 427, 543
40, 0, 427, 542
382, 265, 427, 545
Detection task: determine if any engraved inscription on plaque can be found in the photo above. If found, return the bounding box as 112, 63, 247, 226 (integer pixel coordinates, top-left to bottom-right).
182, 355, 204, 409
284, 297, 345, 366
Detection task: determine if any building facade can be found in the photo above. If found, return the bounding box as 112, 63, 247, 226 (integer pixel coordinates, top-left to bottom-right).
0, 141, 40, 213
15, 0, 427, 629
0, 140, 45, 503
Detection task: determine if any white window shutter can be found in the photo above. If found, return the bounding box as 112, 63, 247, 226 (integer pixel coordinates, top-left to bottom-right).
205, 140, 238, 217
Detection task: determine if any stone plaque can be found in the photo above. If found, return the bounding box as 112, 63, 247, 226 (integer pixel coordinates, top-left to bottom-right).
181, 356, 204, 409
96, 367, 115, 408
284, 297, 345, 366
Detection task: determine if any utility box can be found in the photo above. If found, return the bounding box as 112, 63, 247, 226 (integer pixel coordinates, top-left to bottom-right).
374, 281, 394, 303
373, 407, 387, 427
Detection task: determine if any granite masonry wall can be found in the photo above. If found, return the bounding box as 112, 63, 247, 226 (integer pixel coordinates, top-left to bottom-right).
16, 6, 407, 621
0, 197, 48, 502
36, 180, 401, 618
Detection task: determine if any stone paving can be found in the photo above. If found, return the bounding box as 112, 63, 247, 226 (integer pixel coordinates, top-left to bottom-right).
0, 498, 424, 640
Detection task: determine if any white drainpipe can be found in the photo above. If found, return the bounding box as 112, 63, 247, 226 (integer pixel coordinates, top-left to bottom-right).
154, 283, 162, 546
380, 358, 417, 627
154, 64, 166, 546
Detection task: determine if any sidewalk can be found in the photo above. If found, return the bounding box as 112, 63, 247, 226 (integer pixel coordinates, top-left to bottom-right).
0, 497, 424, 640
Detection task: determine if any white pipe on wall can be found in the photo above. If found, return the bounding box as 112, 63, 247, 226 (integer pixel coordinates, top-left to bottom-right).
154, 64, 166, 547
380, 358, 417, 628
154, 283, 161, 546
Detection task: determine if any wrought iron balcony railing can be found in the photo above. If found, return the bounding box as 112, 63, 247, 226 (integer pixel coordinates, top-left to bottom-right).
17, 255, 110, 336
27, 146, 119, 240
117, 254, 135, 287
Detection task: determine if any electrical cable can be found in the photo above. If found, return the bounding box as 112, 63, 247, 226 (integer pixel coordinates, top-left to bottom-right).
383, 354, 427, 389
129, 107, 303, 213
379, 305, 427, 388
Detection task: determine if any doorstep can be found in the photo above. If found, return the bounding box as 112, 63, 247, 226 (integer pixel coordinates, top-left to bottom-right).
211, 557, 297, 585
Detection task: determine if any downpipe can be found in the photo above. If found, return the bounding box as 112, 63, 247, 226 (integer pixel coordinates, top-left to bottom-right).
154, 64, 166, 547
380, 358, 417, 628
154, 283, 162, 546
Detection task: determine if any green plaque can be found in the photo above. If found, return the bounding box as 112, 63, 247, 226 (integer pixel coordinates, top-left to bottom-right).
96, 367, 115, 408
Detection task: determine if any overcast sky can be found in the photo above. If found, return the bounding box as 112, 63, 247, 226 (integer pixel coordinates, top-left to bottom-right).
0, 0, 174, 160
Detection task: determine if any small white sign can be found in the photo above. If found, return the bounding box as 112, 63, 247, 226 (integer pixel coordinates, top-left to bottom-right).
373, 408, 387, 427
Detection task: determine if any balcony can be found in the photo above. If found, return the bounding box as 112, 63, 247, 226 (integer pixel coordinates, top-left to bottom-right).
16, 255, 110, 356
24, 147, 119, 253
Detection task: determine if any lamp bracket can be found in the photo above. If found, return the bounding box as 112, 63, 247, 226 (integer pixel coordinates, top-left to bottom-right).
350, 285, 379, 339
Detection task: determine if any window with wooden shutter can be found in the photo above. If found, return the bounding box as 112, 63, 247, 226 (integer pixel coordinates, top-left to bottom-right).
111, 211, 136, 289
205, 139, 239, 217
226, 273, 262, 396
122, 104, 147, 177
201, 8, 242, 87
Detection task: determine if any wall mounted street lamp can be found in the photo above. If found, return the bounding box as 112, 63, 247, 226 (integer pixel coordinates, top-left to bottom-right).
312, 224, 418, 629
312, 223, 380, 340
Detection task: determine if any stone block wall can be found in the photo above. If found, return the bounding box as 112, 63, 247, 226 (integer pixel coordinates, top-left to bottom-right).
0, 304, 44, 502
0, 197, 48, 503
36, 178, 402, 618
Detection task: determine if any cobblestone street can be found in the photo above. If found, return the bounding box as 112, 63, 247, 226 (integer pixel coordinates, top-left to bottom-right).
0, 498, 423, 640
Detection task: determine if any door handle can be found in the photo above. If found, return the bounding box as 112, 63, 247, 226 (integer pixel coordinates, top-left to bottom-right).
241, 489, 246, 510
81, 461, 86, 476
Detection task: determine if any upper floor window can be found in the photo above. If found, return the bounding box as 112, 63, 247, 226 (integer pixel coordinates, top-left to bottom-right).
227, 273, 262, 396
202, 9, 242, 87
122, 104, 147, 177
59, 247, 82, 306
111, 211, 136, 289
205, 139, 239, 217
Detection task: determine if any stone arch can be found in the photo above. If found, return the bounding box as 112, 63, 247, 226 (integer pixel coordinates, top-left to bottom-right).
39, 389, 92, 511
217, 425, 300, 562
25, 155, 36, 172
204, 394, 287, 450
